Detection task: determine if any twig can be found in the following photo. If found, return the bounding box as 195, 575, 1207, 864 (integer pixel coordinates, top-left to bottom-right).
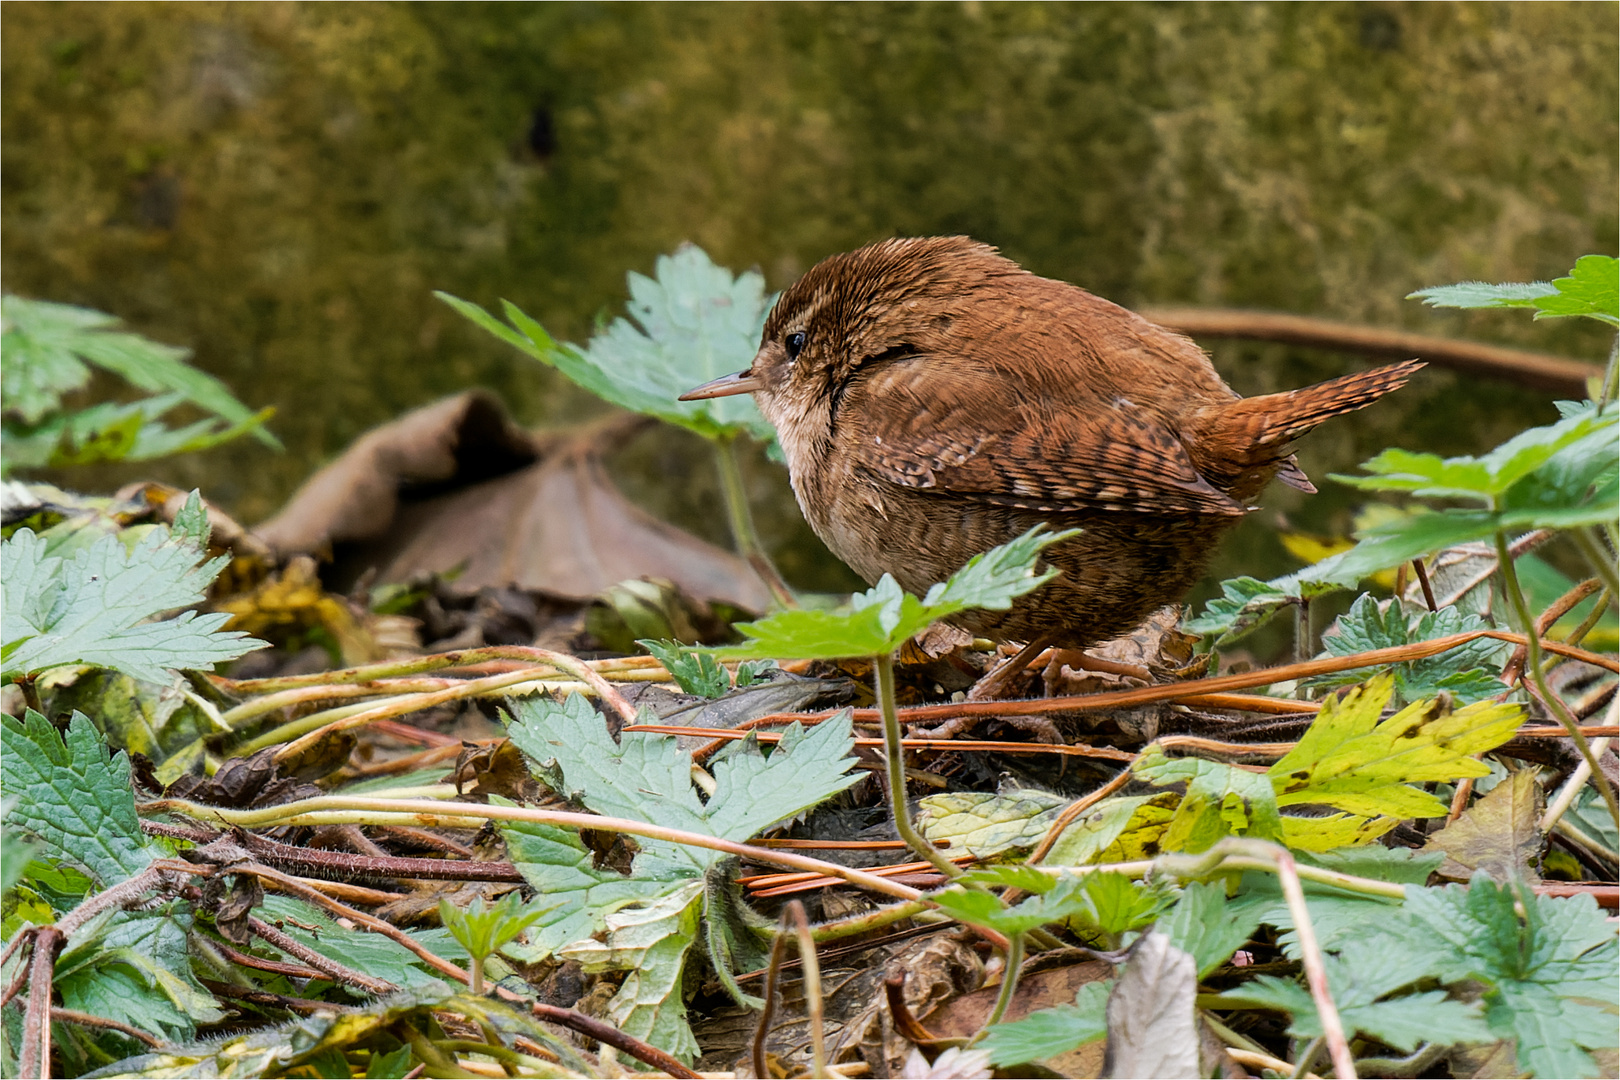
875, 653, 965, 880
1411, 558, 1437, 612
1542, 699, 1617, 833
1572, 527, 1619, 597
527, 1003, 700, 1078
1496, 530, 1619, 826
742, 627, 1618, 729
753, 907, 792, 1080
1272, 848, 1355, 1079
1029, 768, 1135, 863
791, 901, 829, 1078
51, 1007, 165, 1049
1139, 306, 1599, 393
248, 916, 396, 995
143, 794, 929, 903
21, 926, 62, 1080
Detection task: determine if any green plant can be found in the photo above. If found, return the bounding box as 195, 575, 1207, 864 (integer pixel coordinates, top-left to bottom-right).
437, 893, 552, 994
437, 246, 796, 607
0, 297, 278, 475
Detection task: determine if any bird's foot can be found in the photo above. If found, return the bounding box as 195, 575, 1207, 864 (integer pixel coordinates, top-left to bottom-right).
1041, 649, 1152, 695
967, 634, 1058, 700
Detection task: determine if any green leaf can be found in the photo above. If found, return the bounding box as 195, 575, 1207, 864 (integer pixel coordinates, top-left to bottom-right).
1393, 878, 1620, 1078
1306, 595, 1506, 705
712, 526, 1075, 661
639, 639, 733, 699
1216, 945, 1493, 1053
981, 980, 1110, 1066
1406, 255, 1618, 327
1534, 255, 1620, 326
54, 904, 223, 1041
1407, 280, 1556, 312
1134, 746, 1283, 852
917, 789, 1068, 858
437, 245, 779, 446
1268, 674, 1524, 849
252, 895, 458, 990
1156, 881, 1262, 978
500, 815, 687, 959
2, 524, 264, 684
1042, 792, 1180, 865
0, 295, 278, 444
931, 872, 1168, 939
1226, 847, 1441, 959
560, 880, 705, 1064
1, 711, 154, 887
505, 694, 860, 869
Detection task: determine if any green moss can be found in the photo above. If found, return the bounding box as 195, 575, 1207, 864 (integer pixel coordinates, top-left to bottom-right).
2, 2, 1614, 592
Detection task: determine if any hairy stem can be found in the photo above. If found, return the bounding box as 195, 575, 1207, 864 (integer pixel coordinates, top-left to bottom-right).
1495, 530, 1619, 826
875, 652, 963, 880
715, 433, 797, 609
1572, 527, 1619, 598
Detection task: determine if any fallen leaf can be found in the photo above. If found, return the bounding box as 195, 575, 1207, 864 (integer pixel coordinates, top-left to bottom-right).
1424, 769, 1544, 883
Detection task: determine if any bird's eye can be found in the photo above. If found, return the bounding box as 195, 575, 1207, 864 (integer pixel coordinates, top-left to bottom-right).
784, 331, 807, 362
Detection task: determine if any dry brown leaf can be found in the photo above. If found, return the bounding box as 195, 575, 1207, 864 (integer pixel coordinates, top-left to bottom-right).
1424, 769, 1544, 883
253, 391, 770, 611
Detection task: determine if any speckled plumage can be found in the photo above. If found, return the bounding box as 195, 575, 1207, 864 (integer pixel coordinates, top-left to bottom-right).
684, 237, 1421, 645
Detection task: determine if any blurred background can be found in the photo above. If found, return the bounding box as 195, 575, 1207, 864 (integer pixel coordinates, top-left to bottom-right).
4, 1, 1617, 600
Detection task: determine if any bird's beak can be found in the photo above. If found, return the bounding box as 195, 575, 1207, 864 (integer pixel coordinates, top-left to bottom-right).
679, 370, 763, 401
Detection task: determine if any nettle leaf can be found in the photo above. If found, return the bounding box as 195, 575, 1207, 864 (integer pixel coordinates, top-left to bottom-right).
1133, 747, 1282, 852
1, 711, 154, 887
1307, 595, 1506, 705
931, 872, 1167, 940
917, 789, 1067, 858
2, 521, 264, 684
713, 526, 1075, 661
436, 246, 778, 446
1407, 255, 1618, 327
1407, 280, 1556, 312
254, 895, 459, 991
561, 880, 705, 1064
981, 977, 1111, 1066
1183, 570, 1352, 645
1156, 881, 1263, 979
0, 295, 278, 443
639, 639, 733, 698
1227, 847, 1441, 959
1042, 792, 1180, 866
54, 902, 222, 1042
1391, 879, 1618, 1078
1269, 675, 1523, 850
500, 814, 689, 959
1335, 405, 1615, 502
1217, 929, 1494, 1054
506, 693, 861, 869
502, 693, 858, 1062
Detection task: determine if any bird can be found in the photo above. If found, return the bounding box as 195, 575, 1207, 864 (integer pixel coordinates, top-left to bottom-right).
681, 236, 1421, 689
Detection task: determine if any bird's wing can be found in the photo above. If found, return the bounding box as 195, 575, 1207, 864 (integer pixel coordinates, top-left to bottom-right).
846, 361, 1244, 517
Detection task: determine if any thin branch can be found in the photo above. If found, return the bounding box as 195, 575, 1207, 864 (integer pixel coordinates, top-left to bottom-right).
876, 653, 967, 880
789, 901, 828, 1078
1140, 306, 1598, 393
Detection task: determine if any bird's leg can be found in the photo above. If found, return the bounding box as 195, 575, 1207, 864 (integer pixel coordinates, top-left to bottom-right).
967, 632, 1060, 700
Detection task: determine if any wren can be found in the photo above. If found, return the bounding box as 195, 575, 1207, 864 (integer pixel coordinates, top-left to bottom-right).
682, 236, 1420, 656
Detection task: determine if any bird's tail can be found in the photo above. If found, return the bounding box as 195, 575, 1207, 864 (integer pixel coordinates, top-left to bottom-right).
1207, 358, 1425, 458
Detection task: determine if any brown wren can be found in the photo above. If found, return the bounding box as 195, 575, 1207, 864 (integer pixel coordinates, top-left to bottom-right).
681, 236, 1421, 660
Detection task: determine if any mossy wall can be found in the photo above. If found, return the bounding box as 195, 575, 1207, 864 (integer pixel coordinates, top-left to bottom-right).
4, 2, 1616, 592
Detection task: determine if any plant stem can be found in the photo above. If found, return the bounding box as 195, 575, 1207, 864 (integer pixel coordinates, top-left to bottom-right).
987, 933, 1026, 1031
1494, 530, 1619, 826
874, 652, 963, 880
1572, 527, 1619, 597
714, 433, 797, 609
